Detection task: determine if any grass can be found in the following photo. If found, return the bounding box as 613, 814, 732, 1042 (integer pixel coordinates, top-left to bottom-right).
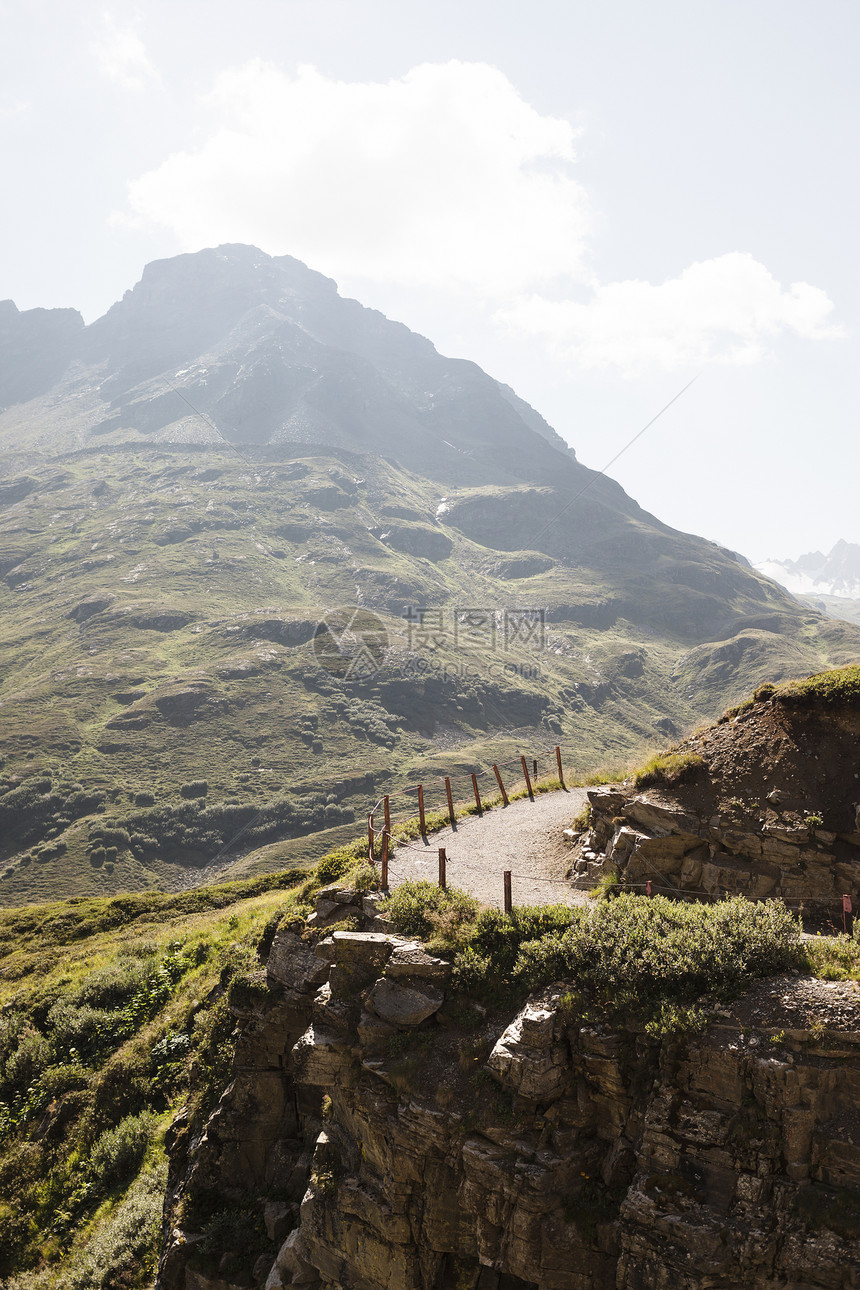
2, 444, 854, 909
777, 664, 860, 706
633, 751, 705, 790
0, 873, 304, 1286
803, 933, 860, 980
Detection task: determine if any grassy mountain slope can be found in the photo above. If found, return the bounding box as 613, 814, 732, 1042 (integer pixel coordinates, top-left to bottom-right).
1, 246, 857, 906
0, 869, 307, 1288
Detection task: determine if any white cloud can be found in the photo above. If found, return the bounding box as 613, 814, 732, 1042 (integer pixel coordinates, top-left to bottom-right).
121, 60, 842, 374
498, 253, 844, 374
124, 60, 589, 295
0, 93, 29, 121
92, 12, 157, 91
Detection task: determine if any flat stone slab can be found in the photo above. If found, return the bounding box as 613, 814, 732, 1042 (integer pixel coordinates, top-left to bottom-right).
385, 941, 452, 983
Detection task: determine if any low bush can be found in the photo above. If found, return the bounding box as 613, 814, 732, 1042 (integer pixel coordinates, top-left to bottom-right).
349, 863, 379, 892
510, 895, 802, 1011
316, 840, 365, 885
88, 1111, 158, 1192
180, 780, 209, 799
380, 881, 479, 943
382, 885, 801, 1020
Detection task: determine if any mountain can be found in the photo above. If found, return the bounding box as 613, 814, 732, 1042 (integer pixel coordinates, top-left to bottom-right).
1, 244, 858, 906
756, 540, 860, 626
757, 539, 860, 599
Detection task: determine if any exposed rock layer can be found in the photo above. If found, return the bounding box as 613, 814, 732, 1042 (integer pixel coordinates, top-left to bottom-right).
157, 890, 860, 1290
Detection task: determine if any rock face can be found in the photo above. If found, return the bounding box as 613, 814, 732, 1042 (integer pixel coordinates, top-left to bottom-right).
580, 783, 860, 914
157, 888, 860, 1290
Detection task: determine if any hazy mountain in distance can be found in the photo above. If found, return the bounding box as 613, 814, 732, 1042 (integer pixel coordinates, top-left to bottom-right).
756, 540, 860, 626
757, 540, 860, 599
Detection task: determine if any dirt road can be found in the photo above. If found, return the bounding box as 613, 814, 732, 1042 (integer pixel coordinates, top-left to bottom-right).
386, 786, 590, 909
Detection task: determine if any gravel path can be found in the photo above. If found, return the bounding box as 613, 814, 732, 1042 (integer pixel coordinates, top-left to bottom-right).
387, 786, 590, 909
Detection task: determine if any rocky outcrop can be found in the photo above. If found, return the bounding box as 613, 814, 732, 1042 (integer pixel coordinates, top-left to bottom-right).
577, 786, 860, 916
157, 886, 860, 1290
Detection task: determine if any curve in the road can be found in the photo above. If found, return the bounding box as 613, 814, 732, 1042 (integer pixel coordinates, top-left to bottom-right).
386, 786, 589, 910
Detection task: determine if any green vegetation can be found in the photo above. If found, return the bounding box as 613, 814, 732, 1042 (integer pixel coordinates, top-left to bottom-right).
2, 445, 856, 909
571, 802, 592, 832
382, 883, 803, 1021
804, 932, 860, 980
589, 870, 621, 900
777, 663, 860, 705
633, 751, 705, 790
2, 824, 860, 1287
0, 870, 304, 1287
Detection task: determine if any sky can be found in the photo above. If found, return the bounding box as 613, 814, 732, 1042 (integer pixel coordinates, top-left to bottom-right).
2, 0, 858, 563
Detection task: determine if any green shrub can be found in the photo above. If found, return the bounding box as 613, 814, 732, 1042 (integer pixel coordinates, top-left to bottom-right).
349, 863, 379, 892
5, 1163, 169, 1290
2, 1029, 51, 1095
467, 905, 573, 978
75, 957, 152, 1011
380, 881, 479, 944
88, 1111, 158, 1192
316, 841, 364, 885
46, 1001, 120, 1062
511, 895, 802, 1012
180, 780, 209, 799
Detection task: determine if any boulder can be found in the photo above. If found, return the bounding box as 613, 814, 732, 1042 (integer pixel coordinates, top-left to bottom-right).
623, 796, 699, 836
268, 929, 330, 994
322, 931, 399, 998
486, 995, 570, 1102
367, 978, 444, 1026
290, 1024, 355, 1085
385, 941, 452, 983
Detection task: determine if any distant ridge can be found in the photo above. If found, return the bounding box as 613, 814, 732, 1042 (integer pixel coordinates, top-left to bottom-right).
756, 539, 860, 599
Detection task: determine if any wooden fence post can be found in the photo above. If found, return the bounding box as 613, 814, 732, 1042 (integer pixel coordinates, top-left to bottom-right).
381, 830, 389, 889
521, 755, 533, 798
493, 764, 509, 806
504, 870, 512, 914
471, 773, 483, 815
445, 776, 455, 827
438, 847, 447, 890
384, 794, 391, 838
418, 784, 426, 835
555, 745, 565, 787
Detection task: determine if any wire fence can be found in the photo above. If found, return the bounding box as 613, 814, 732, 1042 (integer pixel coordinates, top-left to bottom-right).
356, 747, 856, 931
